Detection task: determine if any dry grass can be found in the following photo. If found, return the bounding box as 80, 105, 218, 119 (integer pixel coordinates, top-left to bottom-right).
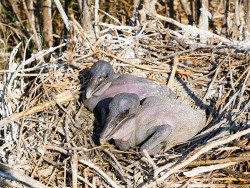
0, 14, 249, 188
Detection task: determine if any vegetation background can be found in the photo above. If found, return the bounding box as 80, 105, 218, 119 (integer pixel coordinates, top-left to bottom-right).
0, 0, 249, 187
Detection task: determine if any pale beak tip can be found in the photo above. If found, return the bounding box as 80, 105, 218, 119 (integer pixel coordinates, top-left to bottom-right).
85, 90, 92, 99
100, 138, 105, 145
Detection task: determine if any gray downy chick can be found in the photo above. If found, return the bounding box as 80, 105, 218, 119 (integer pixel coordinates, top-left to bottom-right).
83, 60, 175, 112
100, 93, 206, 155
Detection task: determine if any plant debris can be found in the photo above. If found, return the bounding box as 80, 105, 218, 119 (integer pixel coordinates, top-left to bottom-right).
0, 9, 249, 188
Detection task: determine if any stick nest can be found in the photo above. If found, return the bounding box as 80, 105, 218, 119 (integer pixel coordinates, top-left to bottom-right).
0, 18, 249, 187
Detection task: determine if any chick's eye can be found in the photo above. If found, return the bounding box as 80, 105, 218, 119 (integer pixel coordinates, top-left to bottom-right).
98, 77, 104, 82
122, 109, 129, 115
99, 75, 108, 82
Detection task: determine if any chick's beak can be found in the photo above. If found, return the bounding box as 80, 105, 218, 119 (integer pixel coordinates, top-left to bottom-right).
86, 87, 94, 99
99, 116, 121, 145
99, 137, 106, 145
86, 76, 112, 99
99, 113, 135, 145
85, 76, 98, 99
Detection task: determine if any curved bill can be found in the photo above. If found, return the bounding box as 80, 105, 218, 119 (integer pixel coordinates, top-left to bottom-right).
86, 77, 111, 99
100, 113, 135, 145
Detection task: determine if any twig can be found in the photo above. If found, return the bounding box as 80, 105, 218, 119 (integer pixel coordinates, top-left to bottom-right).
0, 179, 25, 187
0, 90, 80, 127
0, 163, 48, 188
71, 150, 78, 188
142, 149, 157, 170
219, 90, 240, 114
42, 152, 95, 187
237, 68, 250, 111
167, 56, 179, 89
98, 9, 121, 24
99, 22, 139, 31
102, 149, 127, 176
183, 162, 237, 177
188, 155, 250, 166
94, 0, 100, 38
79, 159, 119, 188
152, 127, 250, 186
7, 42, 22, 106
202, 59, 224, 102
21, 0, 42, 50
45, 144, 117, 187
144, 9, 232, 44
217, 64, 250, 111
53, 0, 70, 30
99, 50, 195, 74
63, 159, 67, 187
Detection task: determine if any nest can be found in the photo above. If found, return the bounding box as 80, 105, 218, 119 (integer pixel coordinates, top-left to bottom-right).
0, 16, 249, 187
